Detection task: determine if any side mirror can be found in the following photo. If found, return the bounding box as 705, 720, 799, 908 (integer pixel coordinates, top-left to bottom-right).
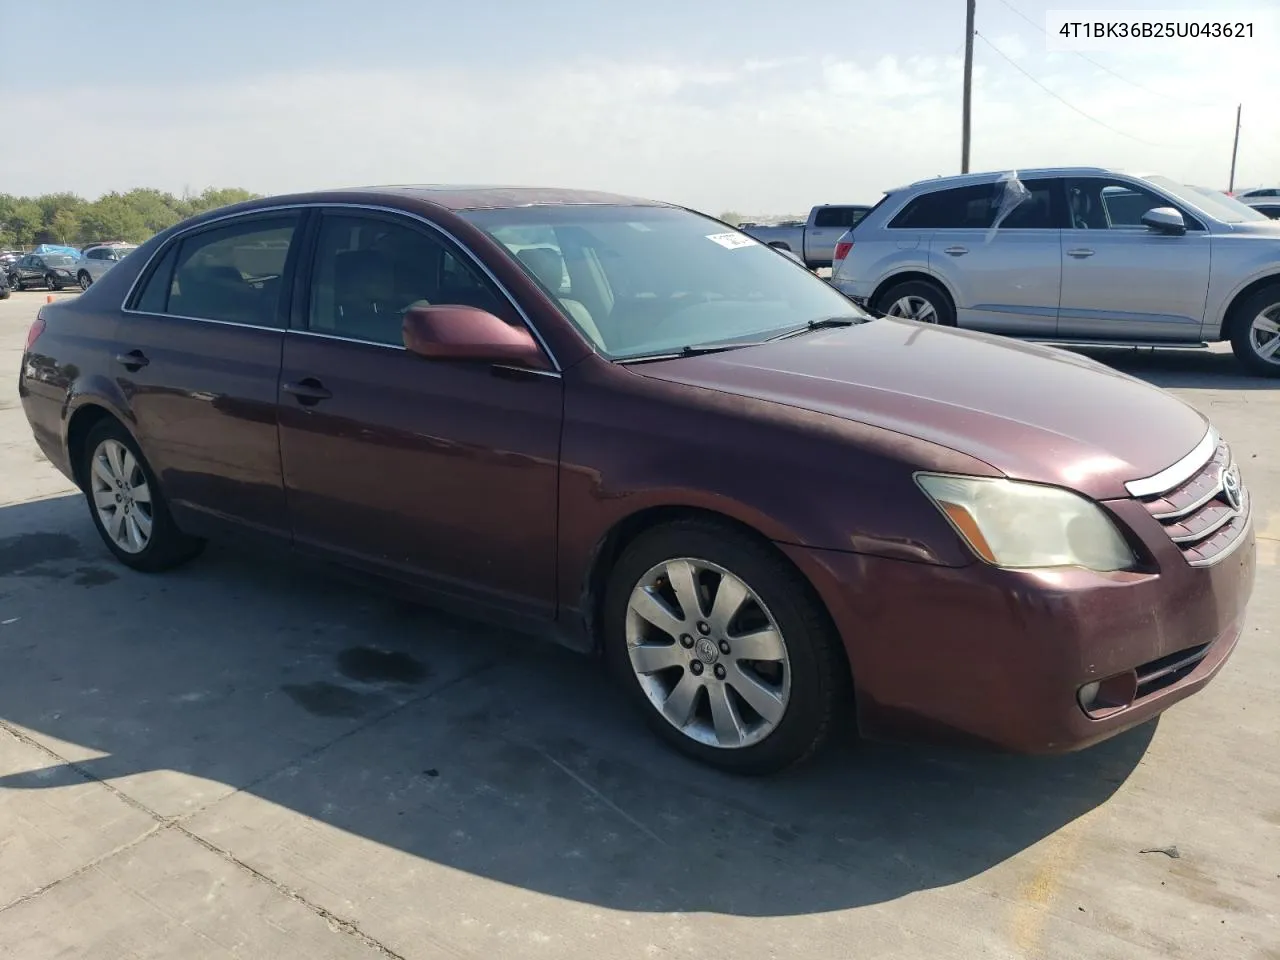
1141, 207, 1186, 235
402, 304, 548, 369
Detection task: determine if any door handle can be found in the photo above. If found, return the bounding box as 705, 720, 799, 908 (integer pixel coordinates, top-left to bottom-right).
1067, 248, 1095, 258
114, 350, 149, 371
282, 378, 332, 406
944, 246, 969, 256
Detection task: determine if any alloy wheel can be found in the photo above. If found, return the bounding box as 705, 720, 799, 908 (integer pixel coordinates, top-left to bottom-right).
1249, 306, 1280, 365
625, 557, 790, 749
886, 295, 939, 324
89, 438, 154, 554
79, 272, 91, 290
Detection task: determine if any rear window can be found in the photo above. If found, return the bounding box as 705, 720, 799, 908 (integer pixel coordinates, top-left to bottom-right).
890, 185, 998, 229
813, 206, 870, 228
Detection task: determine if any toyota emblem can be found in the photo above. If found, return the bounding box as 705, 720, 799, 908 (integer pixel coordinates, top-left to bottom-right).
1220, 465, 1243, 513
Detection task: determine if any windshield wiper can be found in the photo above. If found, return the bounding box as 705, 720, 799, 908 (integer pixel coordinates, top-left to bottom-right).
768, 316, 861, 341
615, 341, 769, 365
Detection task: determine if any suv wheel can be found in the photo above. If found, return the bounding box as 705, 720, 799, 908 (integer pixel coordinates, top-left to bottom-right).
13, 276, 24, 291
78, 271, 92, 290
1229, 284, 1280, 378
603, 520, 847, 774
874, 279, 955, 326
46, 274, 61, 291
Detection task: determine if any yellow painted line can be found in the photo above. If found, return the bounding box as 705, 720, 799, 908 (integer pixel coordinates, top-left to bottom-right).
1256, 511, 1280, 568
1009, 825, 1086, 955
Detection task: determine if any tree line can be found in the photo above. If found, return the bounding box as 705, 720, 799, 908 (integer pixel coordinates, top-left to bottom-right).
0, 187, 260, 249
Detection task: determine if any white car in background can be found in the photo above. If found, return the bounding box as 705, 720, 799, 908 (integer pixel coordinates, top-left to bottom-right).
75, 242, 138, 289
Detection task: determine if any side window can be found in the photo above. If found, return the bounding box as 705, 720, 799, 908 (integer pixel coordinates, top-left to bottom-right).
166, 216, 299, 326
814, 207, 850, 228
997, 178, 1059, 229
307, 213, 512, 347
1065, 178, 1202, 231
133, 245, 180, 314
889, 185, 999, 229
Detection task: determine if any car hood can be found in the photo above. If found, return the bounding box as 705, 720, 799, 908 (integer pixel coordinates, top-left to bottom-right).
633, 318, 1209, 499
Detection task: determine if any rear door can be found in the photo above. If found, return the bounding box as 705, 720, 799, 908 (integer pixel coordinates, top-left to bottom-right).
117, 212, 302, 539
911, 179, 1063, 335
1057, 176, 1211, 341
276, 208, 562, 617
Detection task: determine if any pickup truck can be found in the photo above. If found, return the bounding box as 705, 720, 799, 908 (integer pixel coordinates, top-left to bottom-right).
743, 204, 873, 269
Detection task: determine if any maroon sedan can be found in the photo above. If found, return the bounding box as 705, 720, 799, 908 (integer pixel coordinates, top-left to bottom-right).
18, 187, 1256, 773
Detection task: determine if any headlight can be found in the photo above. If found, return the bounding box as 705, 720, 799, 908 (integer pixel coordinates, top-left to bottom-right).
916, 473, 1135, 571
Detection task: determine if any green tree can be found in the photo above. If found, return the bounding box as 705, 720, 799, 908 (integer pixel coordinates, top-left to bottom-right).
50, 209, 81, 244
80, 193, 149, 243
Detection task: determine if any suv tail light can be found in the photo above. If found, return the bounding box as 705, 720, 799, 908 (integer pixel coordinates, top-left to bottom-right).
25, 315, 46, 352
833, 240, 853, 262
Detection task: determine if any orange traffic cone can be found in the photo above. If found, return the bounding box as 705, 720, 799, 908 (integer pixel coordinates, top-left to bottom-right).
46, 295, 54, 303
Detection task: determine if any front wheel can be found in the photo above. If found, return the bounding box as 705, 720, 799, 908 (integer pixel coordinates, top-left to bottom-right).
13, 276, 24, 291
874, 279, 955, 326
603, 520, 847, 774
78, 271, 92, 291
1229, 285, 1280, 378
46, 274, 61, 291
81, 419, 205, 572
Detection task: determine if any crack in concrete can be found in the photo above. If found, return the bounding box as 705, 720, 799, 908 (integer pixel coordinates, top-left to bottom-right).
0, 658, 500, 959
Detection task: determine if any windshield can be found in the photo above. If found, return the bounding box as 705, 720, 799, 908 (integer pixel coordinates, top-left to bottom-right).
44, 255, 76, 266
462, 205, 868, 359
1144, 176, 1268, 224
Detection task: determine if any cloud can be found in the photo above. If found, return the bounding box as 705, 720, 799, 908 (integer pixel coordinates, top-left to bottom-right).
6, 40, 1277, 214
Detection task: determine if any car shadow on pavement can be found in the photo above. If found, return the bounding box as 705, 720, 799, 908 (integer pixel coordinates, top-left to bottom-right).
1071, 345, 1280, 390
0, 493, 1153, 918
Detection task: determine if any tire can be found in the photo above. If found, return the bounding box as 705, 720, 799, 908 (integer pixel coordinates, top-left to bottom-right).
46, 274, 61, 291
873, 279, 955, 326
602, 519, 847, 774
80, 419, 205, 572
78, 271, 92, 291
1228, 284, 1280, 378
13, 276, 24, 291
0, 286, 8, 300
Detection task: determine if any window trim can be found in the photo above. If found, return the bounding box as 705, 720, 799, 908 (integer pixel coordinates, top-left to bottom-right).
121, 202, 560, 371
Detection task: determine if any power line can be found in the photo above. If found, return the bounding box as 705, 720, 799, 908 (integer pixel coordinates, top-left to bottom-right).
973, 31, 1176, 148
989, 0, 1225, 108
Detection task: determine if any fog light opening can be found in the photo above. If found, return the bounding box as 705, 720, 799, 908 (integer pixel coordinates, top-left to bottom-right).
1077, 672, 1138, 719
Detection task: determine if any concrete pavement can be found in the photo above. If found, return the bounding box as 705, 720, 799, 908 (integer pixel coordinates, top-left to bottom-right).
0, 289, 1276, 959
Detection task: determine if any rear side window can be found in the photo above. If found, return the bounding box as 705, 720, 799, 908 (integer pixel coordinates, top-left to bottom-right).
890, 185, 999, 229
133, 216, 299, 327
814, 206, 868, 228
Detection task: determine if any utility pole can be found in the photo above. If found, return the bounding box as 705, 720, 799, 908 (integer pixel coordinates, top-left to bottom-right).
961, 0, 976, 173
1227, 103, 1242, 193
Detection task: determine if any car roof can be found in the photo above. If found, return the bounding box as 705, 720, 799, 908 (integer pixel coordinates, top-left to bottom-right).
886, 166, 1121, 194
324, 185, 668, 211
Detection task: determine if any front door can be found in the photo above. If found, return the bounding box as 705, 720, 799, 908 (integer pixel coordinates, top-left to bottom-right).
277, 209, 562, 616
1056, 176, 1212, 341
115, 212, 302, 537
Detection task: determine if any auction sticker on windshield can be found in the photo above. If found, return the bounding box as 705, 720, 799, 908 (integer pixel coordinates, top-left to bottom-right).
706, 232, 756, 250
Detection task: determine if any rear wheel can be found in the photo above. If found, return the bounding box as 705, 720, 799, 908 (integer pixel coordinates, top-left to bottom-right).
1229, 285, 1280, 378
874, 279, 955, 326
80, 419, 204, 572
603, 520, 846, 774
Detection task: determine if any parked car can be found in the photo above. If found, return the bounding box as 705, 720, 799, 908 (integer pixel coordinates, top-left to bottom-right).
1235, 186, 1280, 201
831, 166, 1280, 377
0, 270, 9, 300
10, 253, 80, 291
74, 242, 138, 289
743, 205, 873, 269
19, 186, 1255, 773
1240, 196, 1280, 220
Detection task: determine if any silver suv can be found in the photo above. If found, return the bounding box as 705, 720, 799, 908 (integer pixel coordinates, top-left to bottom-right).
831, 167, 1280, 377
74, 242, 138, 290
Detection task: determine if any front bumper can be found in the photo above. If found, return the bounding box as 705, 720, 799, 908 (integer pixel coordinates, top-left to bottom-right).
782, 519, 1255, 753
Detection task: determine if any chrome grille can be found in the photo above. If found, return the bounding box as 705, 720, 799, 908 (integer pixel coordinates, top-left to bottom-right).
1130, 433, 1250, 567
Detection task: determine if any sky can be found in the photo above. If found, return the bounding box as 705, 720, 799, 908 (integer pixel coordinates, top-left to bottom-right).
2, 0, 1277, 214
